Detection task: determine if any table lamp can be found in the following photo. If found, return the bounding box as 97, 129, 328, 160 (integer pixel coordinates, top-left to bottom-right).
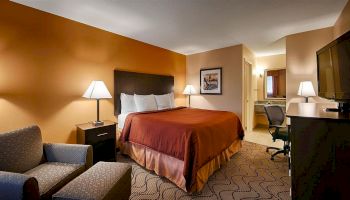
83, 80, 112, 126
183, 85, 196, 107
298, 81, 316, 103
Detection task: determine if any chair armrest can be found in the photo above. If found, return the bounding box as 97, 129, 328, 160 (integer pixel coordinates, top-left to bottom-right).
44, 143, 93, 169
269, 125, 286, 129
0, 171, 40, 200
268, 125, 288, 136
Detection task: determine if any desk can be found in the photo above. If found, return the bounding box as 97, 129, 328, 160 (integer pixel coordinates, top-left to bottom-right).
287, 103, 350, 200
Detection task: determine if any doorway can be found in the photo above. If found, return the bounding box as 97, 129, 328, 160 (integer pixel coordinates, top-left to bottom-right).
243, 59, 253, 131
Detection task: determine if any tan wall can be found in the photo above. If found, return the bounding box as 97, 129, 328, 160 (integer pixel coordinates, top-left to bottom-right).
285, 27, 334, 105
186, 45, 243, 118
334, 0, 350, 38
285, 0, 350, 106
256, 54, 286, 101
0, 1, 186, 143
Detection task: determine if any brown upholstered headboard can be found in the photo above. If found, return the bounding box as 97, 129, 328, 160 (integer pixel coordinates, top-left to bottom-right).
114, 70, 174, 115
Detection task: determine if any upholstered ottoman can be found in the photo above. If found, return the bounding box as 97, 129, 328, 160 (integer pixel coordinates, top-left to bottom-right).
53, 162, 131, 200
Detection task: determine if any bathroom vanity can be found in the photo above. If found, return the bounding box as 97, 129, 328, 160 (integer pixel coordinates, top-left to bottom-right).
254, 68, 286, 127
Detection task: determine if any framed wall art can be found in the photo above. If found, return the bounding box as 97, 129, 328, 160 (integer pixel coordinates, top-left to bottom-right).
200, 67, 222, 95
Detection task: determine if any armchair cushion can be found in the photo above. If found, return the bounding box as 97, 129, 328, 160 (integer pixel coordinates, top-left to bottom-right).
0, 125, 43, 173
0, 171, 40, 200
44, 143, 93, 169
24, 162, 84, 199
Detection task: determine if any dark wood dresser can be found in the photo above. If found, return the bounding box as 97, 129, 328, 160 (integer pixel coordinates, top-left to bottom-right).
76, 120, 116, 164
287, 103, 350, 200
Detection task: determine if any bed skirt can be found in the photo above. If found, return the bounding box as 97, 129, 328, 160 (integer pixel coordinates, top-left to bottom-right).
117, 129, 242, 192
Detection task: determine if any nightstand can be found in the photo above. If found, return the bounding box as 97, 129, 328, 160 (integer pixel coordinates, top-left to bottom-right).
76, 120, 116, 164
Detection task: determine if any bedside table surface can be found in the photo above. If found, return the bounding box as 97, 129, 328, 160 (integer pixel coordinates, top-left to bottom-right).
76, 120, 116, 130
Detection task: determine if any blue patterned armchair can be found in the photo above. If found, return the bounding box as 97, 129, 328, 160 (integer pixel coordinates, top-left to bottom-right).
0, 125, 93, 200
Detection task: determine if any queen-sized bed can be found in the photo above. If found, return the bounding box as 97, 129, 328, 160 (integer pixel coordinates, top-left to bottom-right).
114, 70, 244, 192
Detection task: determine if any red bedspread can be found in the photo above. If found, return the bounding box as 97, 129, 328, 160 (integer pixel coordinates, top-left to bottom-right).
120, 107, 244, 190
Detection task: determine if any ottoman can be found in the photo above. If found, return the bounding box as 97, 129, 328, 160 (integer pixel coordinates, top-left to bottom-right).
53, 162, 131, 200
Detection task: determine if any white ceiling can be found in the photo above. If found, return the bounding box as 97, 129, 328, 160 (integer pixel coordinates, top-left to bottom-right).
12, 0, 348, 56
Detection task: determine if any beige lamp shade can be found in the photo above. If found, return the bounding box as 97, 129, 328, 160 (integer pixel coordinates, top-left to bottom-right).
183, 85, 196, 95
83, 80, 112, 99
297, 81, 316, 97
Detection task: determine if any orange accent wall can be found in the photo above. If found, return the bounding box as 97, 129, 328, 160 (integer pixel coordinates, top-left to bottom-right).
0, 1, 186, 143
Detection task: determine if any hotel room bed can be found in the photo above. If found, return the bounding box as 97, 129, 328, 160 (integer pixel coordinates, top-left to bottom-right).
114, 70, 244, 192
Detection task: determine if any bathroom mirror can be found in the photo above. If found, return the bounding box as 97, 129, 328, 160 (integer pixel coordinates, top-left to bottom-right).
264, 69, 286, 99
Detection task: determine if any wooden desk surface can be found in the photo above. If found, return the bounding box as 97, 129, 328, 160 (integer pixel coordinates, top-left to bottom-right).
286, 103, 350, 120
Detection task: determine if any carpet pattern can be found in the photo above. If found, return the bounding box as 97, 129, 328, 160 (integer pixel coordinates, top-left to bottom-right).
118, 141, 290, 200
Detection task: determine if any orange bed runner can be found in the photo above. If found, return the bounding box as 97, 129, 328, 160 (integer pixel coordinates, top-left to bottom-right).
120, 107, 244, 191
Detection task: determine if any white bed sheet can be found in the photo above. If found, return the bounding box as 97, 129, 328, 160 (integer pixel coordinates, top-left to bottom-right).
117, 112, 132, 129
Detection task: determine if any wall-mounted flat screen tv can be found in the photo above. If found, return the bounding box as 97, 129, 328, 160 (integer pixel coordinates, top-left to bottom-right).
317, 30, 350, 111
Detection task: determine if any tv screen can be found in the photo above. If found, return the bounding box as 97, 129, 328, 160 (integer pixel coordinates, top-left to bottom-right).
317, 30, 350, 102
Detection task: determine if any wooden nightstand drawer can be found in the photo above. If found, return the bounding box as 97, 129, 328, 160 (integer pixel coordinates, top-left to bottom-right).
85, 125, 115, 144
76, 121, 117, 164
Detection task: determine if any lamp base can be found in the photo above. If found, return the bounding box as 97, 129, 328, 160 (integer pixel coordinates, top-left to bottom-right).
305, 97, 309, 103
92, 120, 104, 126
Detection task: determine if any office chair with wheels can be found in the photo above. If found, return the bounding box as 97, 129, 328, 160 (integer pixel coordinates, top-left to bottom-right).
264, 105, 290, 160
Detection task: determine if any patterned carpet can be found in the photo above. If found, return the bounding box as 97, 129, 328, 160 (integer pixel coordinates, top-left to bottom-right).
118, 141, 290, 200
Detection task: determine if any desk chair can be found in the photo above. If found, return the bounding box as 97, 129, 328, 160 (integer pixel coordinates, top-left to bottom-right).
264, 105, 290, 160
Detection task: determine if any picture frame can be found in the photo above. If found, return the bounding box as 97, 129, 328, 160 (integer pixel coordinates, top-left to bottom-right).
200, 67, 222, 95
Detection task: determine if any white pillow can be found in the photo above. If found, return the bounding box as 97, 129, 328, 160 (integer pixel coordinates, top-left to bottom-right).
134, 94, 158, 112
155, 94, 172, 110
120, 93, 136, 114
169, 92, 175, 108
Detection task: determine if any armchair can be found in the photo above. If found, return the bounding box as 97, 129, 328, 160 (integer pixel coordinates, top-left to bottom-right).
0, 171, 39, 200
0, 125, 92, 200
